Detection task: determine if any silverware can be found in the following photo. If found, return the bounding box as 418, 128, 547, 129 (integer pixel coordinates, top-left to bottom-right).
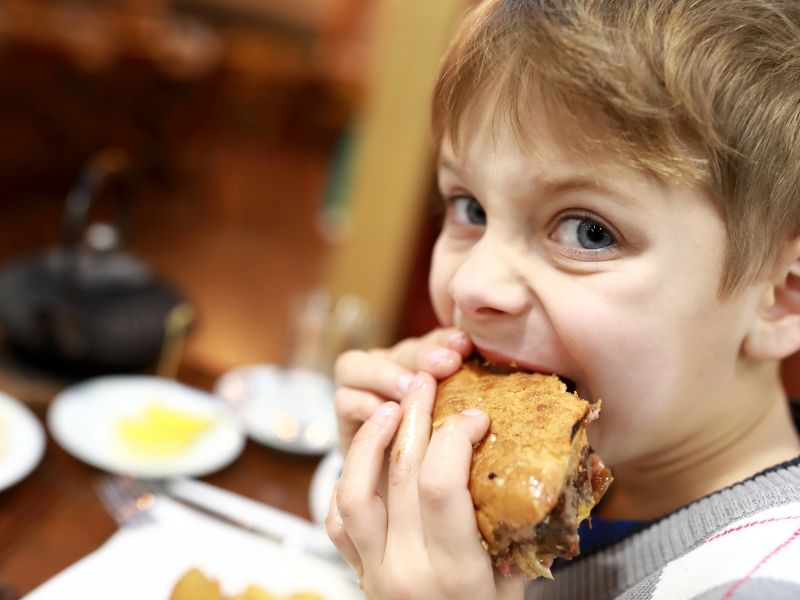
94, 476, 156, 528
141, 479, 286, 545
93, 476, 357, 584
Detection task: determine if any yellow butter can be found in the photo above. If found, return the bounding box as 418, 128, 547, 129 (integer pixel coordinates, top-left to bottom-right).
117, 402, 214, 456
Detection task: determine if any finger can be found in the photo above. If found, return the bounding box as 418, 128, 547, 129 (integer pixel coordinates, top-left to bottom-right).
333, 387, 386, 453
325, 482, 362, 576
384, 372, 436, 554
335, 350, 414, 400
418, 410, 492, 567
429, 327, 474, 355
389, 329, 474, 379
495, 569, 525, 599
336, 402, 402, 568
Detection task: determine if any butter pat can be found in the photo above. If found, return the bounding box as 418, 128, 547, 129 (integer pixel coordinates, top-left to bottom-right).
118, 402, 215, 456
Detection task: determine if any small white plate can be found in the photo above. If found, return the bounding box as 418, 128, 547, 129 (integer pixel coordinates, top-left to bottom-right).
47, 376, 245, 479
215, 364, 337, 456
0, 391, 46, 491
309, 449, 343, 525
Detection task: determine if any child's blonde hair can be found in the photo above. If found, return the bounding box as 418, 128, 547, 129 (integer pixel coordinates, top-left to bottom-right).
432, 0, 800, 295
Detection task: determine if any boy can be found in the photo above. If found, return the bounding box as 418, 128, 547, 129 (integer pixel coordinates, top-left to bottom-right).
327, 0, 800, 598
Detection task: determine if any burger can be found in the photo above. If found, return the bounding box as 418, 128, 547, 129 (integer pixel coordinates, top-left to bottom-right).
432, 358, 612, 579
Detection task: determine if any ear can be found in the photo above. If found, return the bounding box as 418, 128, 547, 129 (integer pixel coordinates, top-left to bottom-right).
743, 238, 800, 361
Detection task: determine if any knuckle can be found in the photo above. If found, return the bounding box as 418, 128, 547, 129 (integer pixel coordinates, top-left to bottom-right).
324, 513, 346, 545
334, 350, 363, 383
333, 388, 360, 418
333, 388, 385, 433
387, 335, 421, 359
418, 468, 452, 512
439, 571, 466, 597
341, 403, 365, 427
335, 490, 366, 522
381, 565, 414, 600
427, 326, 449, 340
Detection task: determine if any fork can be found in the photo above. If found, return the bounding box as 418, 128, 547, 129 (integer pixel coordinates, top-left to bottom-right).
94, 476, 360, 586
94, 475, 157, 528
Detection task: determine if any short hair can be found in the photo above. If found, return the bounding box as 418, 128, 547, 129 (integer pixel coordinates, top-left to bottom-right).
432, 0, 800, 296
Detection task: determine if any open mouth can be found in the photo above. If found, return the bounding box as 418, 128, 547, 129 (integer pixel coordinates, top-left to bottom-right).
560, 376, 577, 394
470, 350, 577, 394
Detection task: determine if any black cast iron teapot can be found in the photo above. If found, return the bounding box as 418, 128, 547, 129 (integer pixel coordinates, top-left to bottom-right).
0, 148, 191, 377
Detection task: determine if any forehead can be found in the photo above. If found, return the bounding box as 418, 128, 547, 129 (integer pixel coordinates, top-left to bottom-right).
437, 94, 659, 207
443, 80, 620, 168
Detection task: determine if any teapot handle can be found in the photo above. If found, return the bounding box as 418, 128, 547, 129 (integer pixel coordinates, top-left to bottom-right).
60, 147, 133, 252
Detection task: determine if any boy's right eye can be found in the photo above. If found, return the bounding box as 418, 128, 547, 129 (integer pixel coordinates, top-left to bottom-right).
448, 196, 487, 226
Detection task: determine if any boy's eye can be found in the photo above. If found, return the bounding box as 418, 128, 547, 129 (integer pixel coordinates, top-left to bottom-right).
450, 196, 486, 226
552, 216, 616, 250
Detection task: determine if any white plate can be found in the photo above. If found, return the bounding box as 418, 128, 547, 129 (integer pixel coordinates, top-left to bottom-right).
0, 391, 46, 491
47, 376, 245, 478
309, 449, 343, 526
215, 364, 337, 456
25, 495, 361, 600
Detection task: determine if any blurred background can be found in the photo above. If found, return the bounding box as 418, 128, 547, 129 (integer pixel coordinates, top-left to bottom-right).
0, 0, 462, 404
0, 0, 795, 401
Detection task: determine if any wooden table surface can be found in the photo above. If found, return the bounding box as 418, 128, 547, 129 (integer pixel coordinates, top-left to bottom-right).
0, 363, 325, 597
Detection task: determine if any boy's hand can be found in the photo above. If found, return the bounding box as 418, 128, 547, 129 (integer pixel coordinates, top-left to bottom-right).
326, 372, 524, 600
333, 328, 473, 453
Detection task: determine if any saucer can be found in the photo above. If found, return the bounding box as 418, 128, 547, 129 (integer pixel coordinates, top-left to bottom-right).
215, 364, 337, 456
48, 376, 245, 478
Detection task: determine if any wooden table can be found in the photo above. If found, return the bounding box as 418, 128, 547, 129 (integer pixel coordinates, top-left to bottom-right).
0, 363, 325, 597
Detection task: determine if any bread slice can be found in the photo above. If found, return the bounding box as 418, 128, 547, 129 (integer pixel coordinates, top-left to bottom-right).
433, 359, 612, 579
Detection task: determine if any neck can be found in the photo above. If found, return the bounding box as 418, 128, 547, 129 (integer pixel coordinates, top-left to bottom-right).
598, 366, 800, 521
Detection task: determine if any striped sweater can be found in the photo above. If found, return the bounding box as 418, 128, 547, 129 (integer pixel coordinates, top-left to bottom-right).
526, 407, 800, 600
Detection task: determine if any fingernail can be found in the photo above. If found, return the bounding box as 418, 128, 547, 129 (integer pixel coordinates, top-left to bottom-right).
461, 409, 484, 417
409, 372, 428, 391
447, 331, 468, 349
427, 349, 455, 369
375, 402, 397, 419
397, 372, 414, 394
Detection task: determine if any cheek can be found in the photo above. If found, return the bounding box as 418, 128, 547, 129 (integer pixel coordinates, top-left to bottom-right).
542, 285, 680, 423
428, 240, 457, 326
551, 281, 743, 464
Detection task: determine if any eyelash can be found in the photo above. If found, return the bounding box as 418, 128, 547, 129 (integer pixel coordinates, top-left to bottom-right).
550, 211, 623, 260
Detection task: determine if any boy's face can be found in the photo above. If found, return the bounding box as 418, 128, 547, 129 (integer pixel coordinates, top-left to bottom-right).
430, 99, 767, 467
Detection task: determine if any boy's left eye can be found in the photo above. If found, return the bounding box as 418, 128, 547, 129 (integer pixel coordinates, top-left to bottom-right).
552, 216, 616, 251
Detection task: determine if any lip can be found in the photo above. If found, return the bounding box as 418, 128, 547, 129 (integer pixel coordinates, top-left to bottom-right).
472, 344, 580, 395
472, 344, 557, 376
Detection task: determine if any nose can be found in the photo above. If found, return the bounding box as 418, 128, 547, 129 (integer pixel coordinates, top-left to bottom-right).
449, 238, 532, 318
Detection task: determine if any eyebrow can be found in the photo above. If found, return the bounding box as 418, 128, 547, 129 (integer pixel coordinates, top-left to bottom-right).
533, 176, 640, 208
438, 155, 642, 209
